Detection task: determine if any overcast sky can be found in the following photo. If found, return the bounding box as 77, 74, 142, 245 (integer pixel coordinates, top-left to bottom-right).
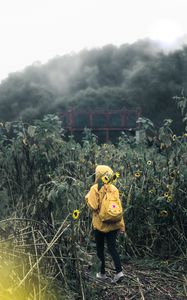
0, 0, 187, 82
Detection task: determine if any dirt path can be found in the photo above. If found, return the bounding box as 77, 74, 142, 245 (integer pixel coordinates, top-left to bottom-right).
83, 260, 187, 299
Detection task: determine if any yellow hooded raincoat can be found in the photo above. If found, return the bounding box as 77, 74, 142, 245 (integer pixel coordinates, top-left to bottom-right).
85, 165, 125, 233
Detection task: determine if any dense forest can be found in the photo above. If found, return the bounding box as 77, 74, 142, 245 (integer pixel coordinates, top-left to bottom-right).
0, 39, 187, 132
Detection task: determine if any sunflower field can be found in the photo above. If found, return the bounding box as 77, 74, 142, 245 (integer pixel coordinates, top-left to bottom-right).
0, 99, 186, 299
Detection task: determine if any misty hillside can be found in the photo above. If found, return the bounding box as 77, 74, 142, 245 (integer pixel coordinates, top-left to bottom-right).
0, 39, 186, 131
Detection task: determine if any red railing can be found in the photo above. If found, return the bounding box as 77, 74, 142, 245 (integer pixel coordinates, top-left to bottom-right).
59, 108, 141, 142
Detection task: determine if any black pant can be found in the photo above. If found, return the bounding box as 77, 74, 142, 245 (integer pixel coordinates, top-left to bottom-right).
94, 229, 122, 274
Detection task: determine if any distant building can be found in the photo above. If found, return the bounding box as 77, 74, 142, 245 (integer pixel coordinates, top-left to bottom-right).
59, 107, 141, 142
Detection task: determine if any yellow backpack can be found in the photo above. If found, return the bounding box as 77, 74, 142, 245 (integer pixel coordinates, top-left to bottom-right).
99, 185, 123, 223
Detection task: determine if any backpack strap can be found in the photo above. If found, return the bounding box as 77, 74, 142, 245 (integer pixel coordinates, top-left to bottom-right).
97, 184, 108, 212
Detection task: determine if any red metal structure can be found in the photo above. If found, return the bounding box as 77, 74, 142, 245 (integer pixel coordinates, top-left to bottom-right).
60, 107, 141, 142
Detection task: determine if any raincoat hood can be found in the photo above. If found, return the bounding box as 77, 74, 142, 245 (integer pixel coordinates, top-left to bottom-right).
95, 165, 113, 183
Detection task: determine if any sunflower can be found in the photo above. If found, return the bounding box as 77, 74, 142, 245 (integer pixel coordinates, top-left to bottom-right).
72, 210, 80, 220
115, 172, 120, 178
159, 210, 168, 217
134, 171, 141, 178
111, 172, 120, 183
22, 138, 28, 146
166, 184, 172, 190
147, 160, 152, 166
164, 192, 169, 198
167, 196, 173, 203
170, 172, 176, 179
172, 134, 177, 141
160, 143, 165, 149
149, 189, 154, 194
101, 175, 110, 184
